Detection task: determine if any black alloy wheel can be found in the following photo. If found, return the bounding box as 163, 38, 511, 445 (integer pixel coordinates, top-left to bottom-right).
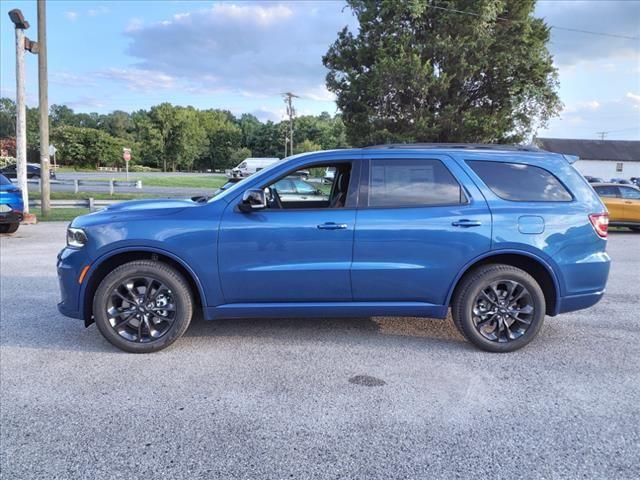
93, 260, 193, 353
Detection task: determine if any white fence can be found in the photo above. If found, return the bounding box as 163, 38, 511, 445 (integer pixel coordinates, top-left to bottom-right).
29, 198, 120, 211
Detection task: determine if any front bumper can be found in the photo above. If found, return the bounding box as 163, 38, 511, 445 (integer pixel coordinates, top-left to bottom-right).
0, 209, 23, 224
57, 247, 89, 320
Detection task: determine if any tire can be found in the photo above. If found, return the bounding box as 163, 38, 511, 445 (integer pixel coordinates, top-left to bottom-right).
0, 223, 19, 234
93, 260, 194, 353
451, 264, 545, 353
629, 226, 640, 232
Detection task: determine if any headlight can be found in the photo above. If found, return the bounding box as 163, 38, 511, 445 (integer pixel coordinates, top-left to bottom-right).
67, 227, 87, 248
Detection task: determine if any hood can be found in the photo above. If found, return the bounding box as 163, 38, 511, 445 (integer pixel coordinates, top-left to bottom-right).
104, 198, 197, 212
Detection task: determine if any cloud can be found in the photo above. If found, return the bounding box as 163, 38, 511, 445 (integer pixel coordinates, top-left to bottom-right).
541, 93, 640, 139
63, 96, 106, 109
87, 6, 109, 17
65, 11, 78, 21
95, 68, 176, 91
535, 1, 640, 66
123, 2, 355, 99
50, 72, 96, 87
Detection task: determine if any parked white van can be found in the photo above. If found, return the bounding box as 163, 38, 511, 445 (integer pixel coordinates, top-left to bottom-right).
231, 158, 280, 178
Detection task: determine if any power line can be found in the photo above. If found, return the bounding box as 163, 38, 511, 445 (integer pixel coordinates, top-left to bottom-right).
425, 4, 640, 41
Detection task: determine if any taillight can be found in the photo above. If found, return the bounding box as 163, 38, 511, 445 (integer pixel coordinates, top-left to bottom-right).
589, 213, 609, 238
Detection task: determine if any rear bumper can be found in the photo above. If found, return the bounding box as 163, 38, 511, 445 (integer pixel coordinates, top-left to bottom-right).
557, 289, 606, 314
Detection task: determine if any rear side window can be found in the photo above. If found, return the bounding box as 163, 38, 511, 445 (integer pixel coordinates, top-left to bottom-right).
467, 161, 572, 202
368, 159, 466, 207
594, 185, 620, 198
620, 187, 640, 200
0, 174, 11, 186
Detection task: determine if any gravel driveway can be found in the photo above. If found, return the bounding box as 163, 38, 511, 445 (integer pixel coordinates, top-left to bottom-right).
1, 223, 638, 479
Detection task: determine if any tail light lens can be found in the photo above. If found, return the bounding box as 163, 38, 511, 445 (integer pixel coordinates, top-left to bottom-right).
589, 213, 609, 238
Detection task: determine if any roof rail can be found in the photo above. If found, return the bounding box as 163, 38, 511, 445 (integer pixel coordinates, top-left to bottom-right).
362, 143, 542, 152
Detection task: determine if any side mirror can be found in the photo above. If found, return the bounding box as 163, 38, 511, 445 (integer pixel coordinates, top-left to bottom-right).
239, 189, 267, 212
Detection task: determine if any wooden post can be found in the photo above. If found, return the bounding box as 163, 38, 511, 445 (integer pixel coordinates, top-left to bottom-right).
88, 197, 94, 212
109, 179, 114, 195
74, 179, 79, 193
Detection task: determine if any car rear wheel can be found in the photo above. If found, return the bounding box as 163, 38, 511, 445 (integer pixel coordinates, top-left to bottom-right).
0, 223, 19, 234
93, 260, 193, 353
451, 264, 545, 352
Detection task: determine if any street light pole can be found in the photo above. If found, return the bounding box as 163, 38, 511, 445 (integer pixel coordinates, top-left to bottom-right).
37, 0, 50, 217
9, 9, 30, 214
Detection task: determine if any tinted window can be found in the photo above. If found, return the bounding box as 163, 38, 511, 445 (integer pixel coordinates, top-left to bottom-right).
0, 174, 11, 186
594, 185, 620, 198
620, 187, 640, 200
368, 159, 466, 207
467, 161, 572, 202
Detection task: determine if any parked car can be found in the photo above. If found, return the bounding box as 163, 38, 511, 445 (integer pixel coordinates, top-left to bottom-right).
57, 144, 611, 353
0, 173, 24, 234
609, 177, 633, 185
272, 176, 328, 202
584, 175, 604, 183
230, 157, 279, 178
592, 183, 640, 232
628, 177, 640, 188
0, 162, 56, 180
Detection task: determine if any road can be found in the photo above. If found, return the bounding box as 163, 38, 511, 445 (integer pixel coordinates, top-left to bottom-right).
1, 223, 639, 479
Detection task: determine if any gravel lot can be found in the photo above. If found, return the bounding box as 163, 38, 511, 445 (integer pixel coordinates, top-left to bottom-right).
1, 223, 639, 479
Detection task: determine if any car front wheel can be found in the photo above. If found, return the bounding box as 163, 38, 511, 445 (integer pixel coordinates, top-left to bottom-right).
451, 264, 545, 352
93, 260, 194, 353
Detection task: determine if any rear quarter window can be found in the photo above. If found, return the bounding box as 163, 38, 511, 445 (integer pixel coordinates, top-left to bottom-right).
467, 160, 572, 202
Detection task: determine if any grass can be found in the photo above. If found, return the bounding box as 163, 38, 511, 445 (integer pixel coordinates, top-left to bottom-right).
30, 207, 91, 222
132, 176, 227, 189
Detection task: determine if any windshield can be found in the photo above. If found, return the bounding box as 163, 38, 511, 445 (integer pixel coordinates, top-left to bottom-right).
0, 174, 12, 186
208, 155, 297, 202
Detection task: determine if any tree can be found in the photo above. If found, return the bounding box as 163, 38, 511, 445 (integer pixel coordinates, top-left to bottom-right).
0, 98, 16, 138
198, 109, 242, 171
50, 126, 128, 169
323, 0, 561, 145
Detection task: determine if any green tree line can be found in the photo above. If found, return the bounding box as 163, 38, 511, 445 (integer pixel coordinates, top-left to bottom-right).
0, 98, 348, 171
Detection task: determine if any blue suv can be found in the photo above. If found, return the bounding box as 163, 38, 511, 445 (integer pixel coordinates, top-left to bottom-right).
57, 145, 611, 353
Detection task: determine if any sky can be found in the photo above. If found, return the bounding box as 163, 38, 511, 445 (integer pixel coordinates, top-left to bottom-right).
0, 0, 638, 140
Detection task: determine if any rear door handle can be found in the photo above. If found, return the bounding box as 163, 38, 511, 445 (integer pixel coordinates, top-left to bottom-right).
452, 219, 482, 228
317, 222, 348, 230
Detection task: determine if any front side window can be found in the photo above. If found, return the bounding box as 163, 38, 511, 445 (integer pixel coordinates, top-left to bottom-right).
368, 159, 466, 208
594, 185, 620, 198
265, 163, 351, 209
620, 187, 640, 200
467, 160, 572, 202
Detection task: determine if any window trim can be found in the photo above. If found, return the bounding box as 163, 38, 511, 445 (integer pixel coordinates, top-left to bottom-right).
358, 158, 469, 209
465, 160, 575, 203
253, 159, 360, 211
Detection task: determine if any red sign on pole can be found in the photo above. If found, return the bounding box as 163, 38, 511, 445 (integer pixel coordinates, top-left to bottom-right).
123, 148, 131, 162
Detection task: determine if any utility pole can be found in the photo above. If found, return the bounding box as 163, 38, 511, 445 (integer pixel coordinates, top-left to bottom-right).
8, 9, 30, 214
596, 131, 608, 141
282, 92, 299, 156
38, 0, 50, 216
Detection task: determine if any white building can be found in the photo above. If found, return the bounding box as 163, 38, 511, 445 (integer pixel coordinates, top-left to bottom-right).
536, 138, 640, 180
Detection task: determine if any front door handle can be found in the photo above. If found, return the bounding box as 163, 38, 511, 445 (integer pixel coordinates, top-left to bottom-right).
317, 222, 348, 230
452, 219, 482, 228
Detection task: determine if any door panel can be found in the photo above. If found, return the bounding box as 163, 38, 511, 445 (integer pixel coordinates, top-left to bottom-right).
619, 187, 640, 222
352, 156, 491, 305
219, 208, 356, 303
